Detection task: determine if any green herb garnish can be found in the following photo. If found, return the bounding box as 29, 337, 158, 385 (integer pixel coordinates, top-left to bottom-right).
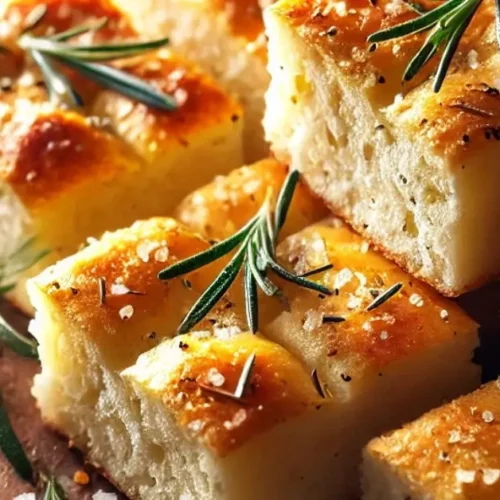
368, 0, 484, 92
14, 4, 176, 110
42, 475, 67, 500
366, 282, 403, 311
0, 392, 34, 483
158, 170, 332, 334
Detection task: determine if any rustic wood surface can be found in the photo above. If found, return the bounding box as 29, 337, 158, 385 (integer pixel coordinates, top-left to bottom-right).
2, 282, 500, 499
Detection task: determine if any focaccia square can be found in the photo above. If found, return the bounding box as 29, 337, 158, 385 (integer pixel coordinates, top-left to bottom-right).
118, 0, 271, 161
363, 381, 500, 499
263, 0, 499, 296
0, 0, 243, 313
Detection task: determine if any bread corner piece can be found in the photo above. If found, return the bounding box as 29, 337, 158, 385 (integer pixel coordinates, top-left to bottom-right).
363, 380, 500, 499
117, 333, 347, 499
29, 217, 246, 439
0, 0, 243, 313
118, 0, 270, 162
175, 157, 328, 241
259, 218, 480, 495
264, 0, 500, 295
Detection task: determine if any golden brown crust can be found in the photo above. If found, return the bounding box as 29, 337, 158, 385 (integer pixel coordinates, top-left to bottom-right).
30, 218, 245, 369
0, 0, 241, 209
127, 333, 322, 457
175, 158, 328, 241
0, 98, 138, 209
274, 220, 478, 374
270, 0, 499, 162
94, 51, 242, 161
212, 0, 266, 42
367, 381, 500, 498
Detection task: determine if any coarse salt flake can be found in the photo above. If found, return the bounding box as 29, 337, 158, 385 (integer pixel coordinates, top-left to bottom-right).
360, 241, 370, 253
154, 246, 169, 263
136, 240, 159, 262
207, 368, 225, 387
440, 309, 449, 321
187, 419, 204, 433
111, 283, 130, 296
456, 469, 476, 484
449, 430, 461, 443
119, 305, 134, 320
482, 410, 494, 423
334, 268, 354, 289
467, 50, 479, 70
224, 409, 247, 430
92, 492, 118, 500
213, 325, 242, 340
483, 468, 500, 485
303, 310, 324, 332
380, 330, 389, 340
409, 293, 424, 307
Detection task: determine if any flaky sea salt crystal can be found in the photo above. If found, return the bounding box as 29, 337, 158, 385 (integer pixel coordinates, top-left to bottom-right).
456, 469, 476, 484
119, 305, 134, 320
303, 310, 324, 332
207, 368, 225, 387
483, 468, 500, 485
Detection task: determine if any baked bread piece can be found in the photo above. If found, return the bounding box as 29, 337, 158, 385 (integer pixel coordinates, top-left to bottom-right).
176, 158, 329, 241
118, 0, 270, 161
29, 214, 480, 499
263, 0, 499, 296
0, 0, 243, 313
363, 380, 500, 499
111, 334, 347, 499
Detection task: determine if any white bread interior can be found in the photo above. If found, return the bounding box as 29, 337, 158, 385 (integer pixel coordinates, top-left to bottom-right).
263, 3, 500, 296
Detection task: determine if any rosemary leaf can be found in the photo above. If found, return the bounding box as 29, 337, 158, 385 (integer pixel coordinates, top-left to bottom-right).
311, 369, 326, 399
177, 243, 248, 334
367, 0, 463, 42
158, 217, 257, 280
274, 169, 300, 233
432, 0, 481, 91
43, 476, 67, 500
50, 18, 108, 41
258, 225, 332, 296
299, 264, 334, 278
233, 353, 256, 399
49, 55, 177, 111
244, 264, 258, 333
247, 241, 279, 297
402, 28, 442, 82
0, 316, 38, 359
0, 393, 34, 483
21, 36, 170, 62
496, 0, 500, 48
366, 283, 403, 311
0, 284, 15, 295
32, 50, 82, 108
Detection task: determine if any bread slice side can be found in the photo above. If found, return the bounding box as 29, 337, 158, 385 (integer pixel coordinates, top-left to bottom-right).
263, 0, 500, 296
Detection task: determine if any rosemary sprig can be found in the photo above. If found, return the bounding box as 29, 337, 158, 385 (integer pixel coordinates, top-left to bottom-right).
0, 316, 38, 359
16, 4, 176, 110
368, 0, 484, 92
0, 237, 47, 359
42, 476, 67, 500
159, 170, 332, 334
0, 392, 34, 483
